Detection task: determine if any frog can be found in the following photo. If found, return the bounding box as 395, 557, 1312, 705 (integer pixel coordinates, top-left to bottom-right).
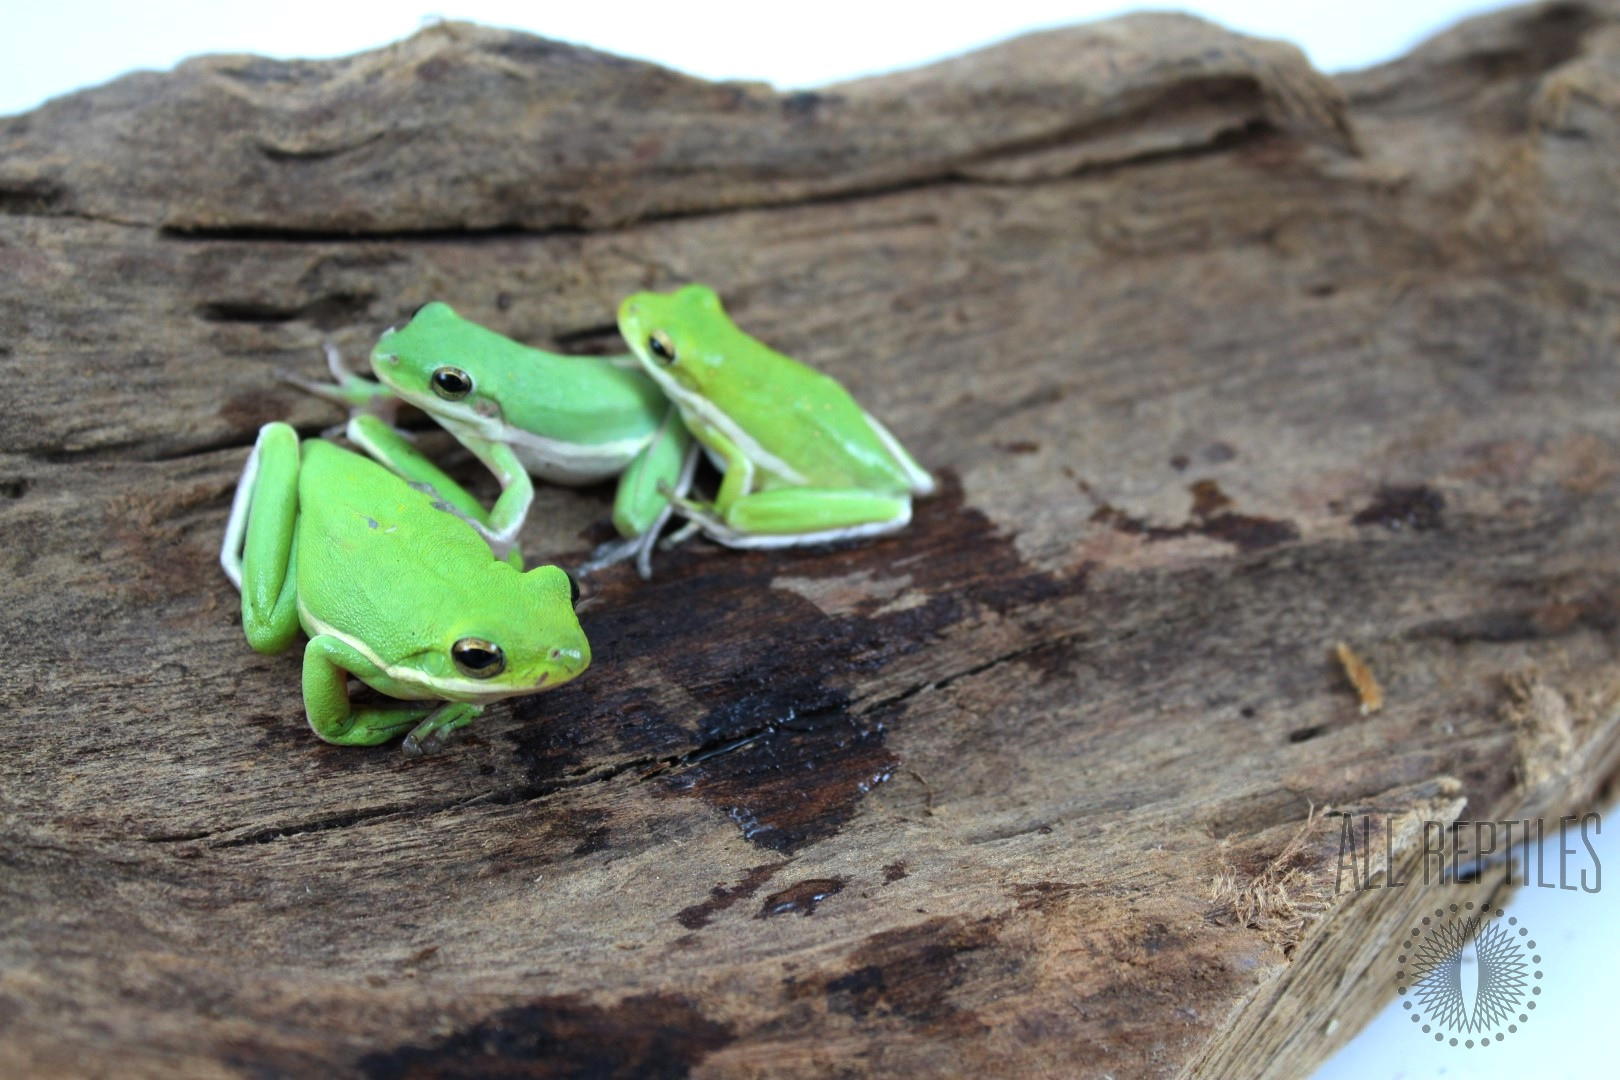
219, 418, 591, 756
291, 302, 694, 577
615, 284, 935, 549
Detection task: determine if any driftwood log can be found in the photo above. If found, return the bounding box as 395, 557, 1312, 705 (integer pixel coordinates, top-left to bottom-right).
4, 2, 1620, 1076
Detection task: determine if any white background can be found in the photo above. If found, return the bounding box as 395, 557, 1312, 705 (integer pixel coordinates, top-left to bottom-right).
1312, 809, 1614, 1079
0, 1, 1529, 115
5, 3, 1613, 1078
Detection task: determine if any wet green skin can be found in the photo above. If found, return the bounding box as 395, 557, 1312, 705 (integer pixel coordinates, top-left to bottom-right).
301, 303, 691, 574
220, 420, 590, 755
617, 284, 935, 548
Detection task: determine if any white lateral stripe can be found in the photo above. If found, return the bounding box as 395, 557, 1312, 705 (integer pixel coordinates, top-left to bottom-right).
701, 515, 909, 549
425, 411, 648, 475
300, 607, 523, 701
218, 438, 262, 592
498, 425, 647, 465
648, 371, 809, 486
680, 500, 911, 549
862, 410, 936, 494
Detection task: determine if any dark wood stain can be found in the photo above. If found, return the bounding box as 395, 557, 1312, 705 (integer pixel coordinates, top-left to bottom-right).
509, 475, 1083, 854
358, 992, 734, 1079
1090, 479, 1300, 554
759, 877, 846, 918
820, 916, 1006, 1035
1404, 591, 1620, 644
676, 863, 784, 930
1351, 485, 1446, 531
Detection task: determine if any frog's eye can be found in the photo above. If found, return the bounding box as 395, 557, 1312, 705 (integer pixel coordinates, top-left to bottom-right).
452, 637, 506, 678
647, 330, 676, 365
431, 366, 473, 400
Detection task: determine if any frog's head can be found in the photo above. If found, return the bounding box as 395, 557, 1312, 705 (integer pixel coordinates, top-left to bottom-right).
406, 563, 591, 705
617, 284, 733, 396
370, 302, 515, 428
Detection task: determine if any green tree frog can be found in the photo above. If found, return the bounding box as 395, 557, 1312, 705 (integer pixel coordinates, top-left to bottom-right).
295, 303, 693, 577
219, 418, 591, 755
616, 285, 935, 548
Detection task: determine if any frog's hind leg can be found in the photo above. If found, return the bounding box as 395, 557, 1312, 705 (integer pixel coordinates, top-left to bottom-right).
219, 432, 264, 592
861, 409, 935, 496
684, 488, 913, 549
223, 423, 304, 654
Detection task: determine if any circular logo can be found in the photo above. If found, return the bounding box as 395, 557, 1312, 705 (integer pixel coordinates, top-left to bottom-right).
1397, 903, 1543, 1049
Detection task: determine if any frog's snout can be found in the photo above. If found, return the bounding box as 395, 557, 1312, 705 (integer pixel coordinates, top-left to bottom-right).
546, 643, 591, 682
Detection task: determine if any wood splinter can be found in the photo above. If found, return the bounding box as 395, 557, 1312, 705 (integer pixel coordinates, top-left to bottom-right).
1335, 641, 1385, 715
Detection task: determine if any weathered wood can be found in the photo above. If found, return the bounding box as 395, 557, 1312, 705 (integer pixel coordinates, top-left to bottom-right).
3, 3, 1620, 1076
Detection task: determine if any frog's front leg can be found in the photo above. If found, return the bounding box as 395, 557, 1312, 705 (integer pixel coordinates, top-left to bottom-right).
220, 422, 303, 654
578, 406, 697, 579
345, 414, 525, 569
302, 634, 481, 750
281, 342, 402, 425
458, 434, 531, 563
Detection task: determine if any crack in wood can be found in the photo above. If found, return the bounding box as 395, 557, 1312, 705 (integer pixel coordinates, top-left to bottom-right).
15, 117, 1291, 243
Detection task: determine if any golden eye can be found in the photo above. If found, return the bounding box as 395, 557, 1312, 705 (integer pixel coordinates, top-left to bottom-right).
648, 330, 676, 364
431, 366, 473, 400
452, 637, 505, 678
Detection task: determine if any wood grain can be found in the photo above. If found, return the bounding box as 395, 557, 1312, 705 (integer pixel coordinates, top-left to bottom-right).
3, 3, 1620, 1076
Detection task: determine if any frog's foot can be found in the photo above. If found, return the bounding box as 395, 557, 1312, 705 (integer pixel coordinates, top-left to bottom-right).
632, 505, 678, 580
659, 491, 727, 536
277, 368, 372, 439
576, 535, 643, 578
278, 343, 401, 424
659, 519, 704, 549
401, 703, 482, 758
577, 500, 678, 581
657, 484, 718, 523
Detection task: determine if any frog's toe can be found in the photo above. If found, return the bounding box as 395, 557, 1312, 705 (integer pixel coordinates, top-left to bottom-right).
402, 727, 456, 757
576, 535, 641, 577
660, 520, 704, 549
